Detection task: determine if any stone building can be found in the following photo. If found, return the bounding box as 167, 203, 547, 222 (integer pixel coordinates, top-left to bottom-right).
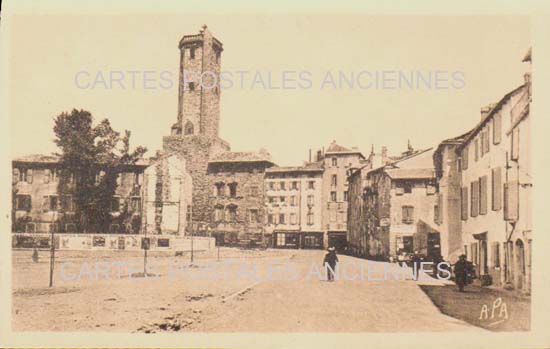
11, 153, 201, 251
318, 141, 365, 251
361, 148, 440, 260
454, 50, 531, 292
12, 154, 149, 237
162, 26, 275, 243
264, 163, 324, 249
207, 151, 274, 246
432, 132, 470, 262
142, 154, 193, 238
347, 146, 398, 257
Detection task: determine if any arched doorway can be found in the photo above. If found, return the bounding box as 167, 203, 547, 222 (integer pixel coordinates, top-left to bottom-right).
515, 239, 525, 290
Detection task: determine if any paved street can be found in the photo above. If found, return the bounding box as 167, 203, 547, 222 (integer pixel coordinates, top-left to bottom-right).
12, 248, 478, 332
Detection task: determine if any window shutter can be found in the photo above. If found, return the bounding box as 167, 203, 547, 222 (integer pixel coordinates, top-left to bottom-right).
491, 241, 500, 268
511, 128, 520, 161
493, 113, 502, 144
42, 196, 49, 212
439, 194, 444, 223
44, 169, 51, 183
479, 176, 488, 215
27, 169, 33, 184
26, 196, 32, 212
474, 139, 479, 161
462, 146, 468, 170
504, 181, 519, 221
471, 181, 479, 217
479, 130, 485, 157
461, 186, 468, 221
12, 168, 20, 184
492, 167, 502, 211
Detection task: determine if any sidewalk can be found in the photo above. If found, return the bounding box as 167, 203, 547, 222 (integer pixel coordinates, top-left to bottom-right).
419, 283, 530, 331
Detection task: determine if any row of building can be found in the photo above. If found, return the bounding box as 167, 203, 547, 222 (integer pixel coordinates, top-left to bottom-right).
11, 27, 364, 252
11, 27, 532, 292
347, 48, 532, 292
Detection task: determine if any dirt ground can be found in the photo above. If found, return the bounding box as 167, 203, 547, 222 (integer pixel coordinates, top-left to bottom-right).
11, 248, 488, 332
12, 247, 295, 332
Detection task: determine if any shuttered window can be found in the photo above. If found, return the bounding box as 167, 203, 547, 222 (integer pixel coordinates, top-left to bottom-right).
484, 129, 490, 154
474, 139, 479, 161
435, 193, 443, 224
493, 113, 502, 144
402, 206, 414, 224
480, 130, 486, 157
12, 168, 20, 184
44, 169, 51, 183
26, 169, 33, 183
492, 167, 502, 211
471, 180, 479, 217
462, 146, 468, 170
492, 242, 500, 268
479, 175, 488, 215
504, 181, 519, 221
511, 128, 520, 161
461, 187, 468, 221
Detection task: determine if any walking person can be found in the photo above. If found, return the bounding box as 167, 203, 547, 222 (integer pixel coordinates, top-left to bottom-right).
323, 247, 339, 282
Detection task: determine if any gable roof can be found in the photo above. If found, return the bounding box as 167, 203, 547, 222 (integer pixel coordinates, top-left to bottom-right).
457, 84, 526, 151
324, 141, 364, 158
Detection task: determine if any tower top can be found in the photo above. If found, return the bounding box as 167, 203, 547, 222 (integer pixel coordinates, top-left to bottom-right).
178, 25, 223, 52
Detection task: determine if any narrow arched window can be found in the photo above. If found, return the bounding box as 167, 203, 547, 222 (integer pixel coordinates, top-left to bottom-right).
184, 121, 194, 135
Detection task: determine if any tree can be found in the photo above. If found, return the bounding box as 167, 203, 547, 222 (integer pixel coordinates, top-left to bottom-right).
53, 109, 147, 233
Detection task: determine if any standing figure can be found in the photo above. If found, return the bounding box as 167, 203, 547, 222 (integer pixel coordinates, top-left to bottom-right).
323, 247, 339, 282
454, 254, 469, 292
32, 248, 39, 263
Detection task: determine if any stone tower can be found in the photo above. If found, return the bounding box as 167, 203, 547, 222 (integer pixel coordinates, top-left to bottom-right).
172, 24, 223, 139
164, 26, 230, 234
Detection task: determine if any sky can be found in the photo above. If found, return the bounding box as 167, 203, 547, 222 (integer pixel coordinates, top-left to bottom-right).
8, 15, 530, 166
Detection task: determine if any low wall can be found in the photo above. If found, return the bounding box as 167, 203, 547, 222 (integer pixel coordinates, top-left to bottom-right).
12, 233, 215, 252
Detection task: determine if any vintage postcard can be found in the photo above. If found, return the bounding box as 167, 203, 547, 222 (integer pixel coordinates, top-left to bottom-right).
1, 1, 549, 348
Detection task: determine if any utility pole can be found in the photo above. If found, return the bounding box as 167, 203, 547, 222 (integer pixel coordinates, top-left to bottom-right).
48, 211, 57, 287
190, 204, 194, 264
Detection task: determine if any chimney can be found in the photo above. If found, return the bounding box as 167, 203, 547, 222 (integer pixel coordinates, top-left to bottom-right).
309, 149, 312, 163
316, 150, 323, 162
480, 103, 496, 120
381, 146, 388, 159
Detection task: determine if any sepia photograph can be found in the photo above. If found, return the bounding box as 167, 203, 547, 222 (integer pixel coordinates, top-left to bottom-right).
0, 1, 549, 349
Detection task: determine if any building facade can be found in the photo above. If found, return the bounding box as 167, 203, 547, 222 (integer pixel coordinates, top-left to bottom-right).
265, 164, 324, 249
207, 151, 274, 246
347, 146, 397, 257
455, 51, 531, 292
432, 133, 470, 262
319, 142, 365, 251
12, 154, 198, 250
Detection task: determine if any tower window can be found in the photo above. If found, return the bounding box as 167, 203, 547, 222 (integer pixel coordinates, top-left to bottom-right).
190, 47, 195, 59
188, 82, 195, 91
184, 121, 194, 135
229, 183, 238, 198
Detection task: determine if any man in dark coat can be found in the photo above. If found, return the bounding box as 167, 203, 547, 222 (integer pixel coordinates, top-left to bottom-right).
454, 254, 469, 292
323, 247, 339, 281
